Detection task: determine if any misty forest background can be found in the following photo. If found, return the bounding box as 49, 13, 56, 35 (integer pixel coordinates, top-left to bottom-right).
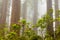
0, 0, 60, 40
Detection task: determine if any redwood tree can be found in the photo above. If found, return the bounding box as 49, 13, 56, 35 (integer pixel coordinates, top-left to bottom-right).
0, 0, 8, 37
33, 0, 38, 33
55, 0, 59, 28
46, 0, 54, 37
10, 0, 21, 36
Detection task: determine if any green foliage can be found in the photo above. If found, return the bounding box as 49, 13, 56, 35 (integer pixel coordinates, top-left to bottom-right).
20, 19, 26, 25
6, 32, 17, 40
37, 17, 47, 29
45, 32, 54, 40
24, 28, 36, 37
29, 35, 43, 40
47, 8, 53, 14
1, 10, 60, 40
12, 24, 21, 30
55, 26, 60, 40
18, 35, 28, 40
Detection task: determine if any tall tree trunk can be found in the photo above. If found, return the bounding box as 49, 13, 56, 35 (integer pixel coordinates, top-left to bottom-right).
47, 0, 54, 37
0, 0, 8, 37
55, 0, 58, 40
10, 0, 21, 36
22, 1, 27, 35
0, 0, 2, 13
22, 1, 27, 19
55, 0, 59, 28
33, 0, 38, 33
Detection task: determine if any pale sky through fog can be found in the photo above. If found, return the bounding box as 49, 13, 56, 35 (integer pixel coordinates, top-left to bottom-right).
21, 0, 60, 19
21, 0, 47, 18
38, 0, 46, 18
